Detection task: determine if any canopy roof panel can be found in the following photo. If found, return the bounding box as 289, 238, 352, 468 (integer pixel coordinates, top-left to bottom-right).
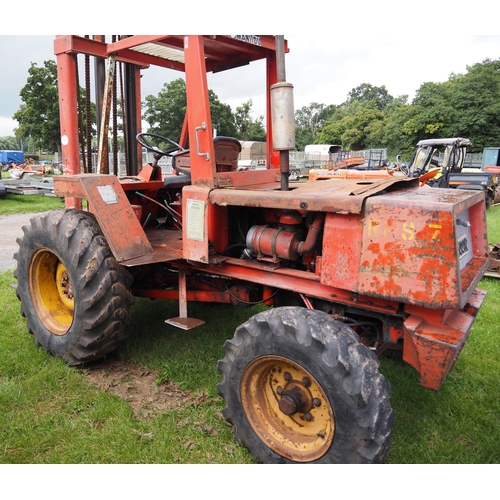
54, 35, 289, 73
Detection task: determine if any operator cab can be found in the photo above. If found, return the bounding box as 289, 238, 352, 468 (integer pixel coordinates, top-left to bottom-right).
138, 132, 242, 188
408, 137, 471, 182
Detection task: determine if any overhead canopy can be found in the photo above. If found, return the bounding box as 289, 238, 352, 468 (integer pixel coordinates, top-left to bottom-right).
54, 35, 289, 74
416, 138, 472, 148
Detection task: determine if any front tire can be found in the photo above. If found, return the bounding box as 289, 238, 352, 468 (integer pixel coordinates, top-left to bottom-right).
14, 209, 134, 365
217, 307, 394, 463
486, 189, 494, 209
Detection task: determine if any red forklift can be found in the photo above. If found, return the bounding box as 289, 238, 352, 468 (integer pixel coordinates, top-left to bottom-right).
14, 36, 489, 463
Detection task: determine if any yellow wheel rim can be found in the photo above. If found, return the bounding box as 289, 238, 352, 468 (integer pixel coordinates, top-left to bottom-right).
29, 248, 74, 335
241, 355, 335, 462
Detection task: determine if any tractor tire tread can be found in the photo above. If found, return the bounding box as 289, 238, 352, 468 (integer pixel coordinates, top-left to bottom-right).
14, 209, 134, 365
217, 306, 394, 464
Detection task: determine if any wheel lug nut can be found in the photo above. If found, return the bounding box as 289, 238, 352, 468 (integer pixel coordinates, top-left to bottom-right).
276, 386, 284, 395
313, 398, 321, 407
302, 412, 313, 422
284, 372, 292, 382
301, 377, 311, 387
279, 394, 298, 415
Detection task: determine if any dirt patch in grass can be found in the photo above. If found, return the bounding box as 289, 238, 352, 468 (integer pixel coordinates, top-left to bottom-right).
81, 355, 207, 420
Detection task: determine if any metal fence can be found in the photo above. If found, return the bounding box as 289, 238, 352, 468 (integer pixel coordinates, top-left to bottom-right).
78, 150, 485, 175
289, 149, 388, 171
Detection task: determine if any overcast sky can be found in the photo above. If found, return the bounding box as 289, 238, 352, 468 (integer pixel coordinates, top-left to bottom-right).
1, 34, 500, 137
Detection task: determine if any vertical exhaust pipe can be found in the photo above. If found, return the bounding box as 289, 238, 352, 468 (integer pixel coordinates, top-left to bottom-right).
271, 35, 295, 191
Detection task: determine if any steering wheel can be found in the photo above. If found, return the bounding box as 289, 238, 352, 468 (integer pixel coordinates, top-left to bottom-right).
398, 164, 408, 176
137, 132, 191, 177
136, 133, 187, 157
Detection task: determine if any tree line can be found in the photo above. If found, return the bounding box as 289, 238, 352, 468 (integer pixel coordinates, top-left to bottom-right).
8, 57, 500, 159
295, 58, 500, 157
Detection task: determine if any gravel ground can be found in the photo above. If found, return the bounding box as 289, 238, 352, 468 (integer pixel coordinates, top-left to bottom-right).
0, 212, 49, 272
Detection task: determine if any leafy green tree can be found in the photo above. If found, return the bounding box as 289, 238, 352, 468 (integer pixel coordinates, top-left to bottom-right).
346, 83, 394, 111
342, 108, 385, 150
294, 103, 345, 150
300, 59, 500, 158
234, 100, 265, 141
380, 98, 415, 157
447, 59, 500, 152
13, 60, 61, 154
310, 84, 396, 152
294, 125, 314, 151
314, 119, 346, 147
315, 103, 385, 151
143, 79, 186, 140
294, 103, 326, 150
0, 136, 20, 150
393, 59, 500, 153
212, 95, 238, 139
403, 81, 454, 143
319, 104, 342, 122
143, 78, 237, 144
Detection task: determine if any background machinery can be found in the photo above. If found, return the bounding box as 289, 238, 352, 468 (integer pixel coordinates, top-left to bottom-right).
407, 137, 500, 208
14, 35, 490, 464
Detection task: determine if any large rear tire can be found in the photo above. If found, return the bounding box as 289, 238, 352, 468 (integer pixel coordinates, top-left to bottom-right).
14, 209, 134, 365
217, 307, 394, 463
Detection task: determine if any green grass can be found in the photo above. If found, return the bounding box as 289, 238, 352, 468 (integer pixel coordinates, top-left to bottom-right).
0, 272, 256, 464
486, 204, 500, 243
1, 203, 500, 464
0, 193, 63, 215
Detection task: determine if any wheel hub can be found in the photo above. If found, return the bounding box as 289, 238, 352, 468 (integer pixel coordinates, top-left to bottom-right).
29, 249, 74, 335
278, 377, 315, 416
58, 270, 74, 300
241, 356, 335, 462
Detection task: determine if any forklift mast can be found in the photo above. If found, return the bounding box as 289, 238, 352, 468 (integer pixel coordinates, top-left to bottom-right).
54, 35, 287, 189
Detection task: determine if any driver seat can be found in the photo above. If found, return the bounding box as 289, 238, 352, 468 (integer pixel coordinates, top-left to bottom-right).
213, 136, 241, 172
164, 149, 191, 187
163, 172, 191, 187
168, 136, 241, 184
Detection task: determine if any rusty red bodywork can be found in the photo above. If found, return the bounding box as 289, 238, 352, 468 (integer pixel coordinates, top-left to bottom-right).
53, 35, 489, 390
